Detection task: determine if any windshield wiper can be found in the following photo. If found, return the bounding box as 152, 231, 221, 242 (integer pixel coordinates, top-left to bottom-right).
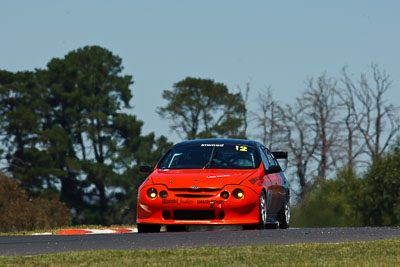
203, 148, 219, 169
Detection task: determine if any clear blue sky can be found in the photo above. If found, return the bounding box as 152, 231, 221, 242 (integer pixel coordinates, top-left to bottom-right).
1, 0, 399, 143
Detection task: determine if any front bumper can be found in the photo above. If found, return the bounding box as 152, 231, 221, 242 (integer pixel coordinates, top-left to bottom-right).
136, 184, 260, 225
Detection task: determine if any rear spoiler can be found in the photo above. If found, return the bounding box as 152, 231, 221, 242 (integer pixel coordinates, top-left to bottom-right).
272, 151, 288, 159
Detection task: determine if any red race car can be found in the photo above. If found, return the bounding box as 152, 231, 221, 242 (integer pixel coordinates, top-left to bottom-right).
136, 138, 290, 233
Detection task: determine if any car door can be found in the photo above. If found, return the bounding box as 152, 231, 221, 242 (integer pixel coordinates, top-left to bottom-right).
265, 148, 288, 209
258, 146, 280, 216
263, 147, 283, 216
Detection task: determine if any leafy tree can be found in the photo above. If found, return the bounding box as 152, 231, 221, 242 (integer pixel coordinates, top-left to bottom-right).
43, 46, 150, 224
0, 70, 57, 197
292, 139, 400, 228
361, 139, 400, 226
157, 77, 246, 140
291, 167, 363, 227
110, 134, 172, 224
0, 46, 171, 225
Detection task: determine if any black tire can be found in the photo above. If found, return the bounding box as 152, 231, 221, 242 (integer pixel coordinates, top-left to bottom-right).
137, 223, 161, 233
166, 225, 186, 232
265, 222, 279, 229
242, 224, 257, 230
258, 191, 268, 229
278, 200, 290, 229
243, 191, 267, 230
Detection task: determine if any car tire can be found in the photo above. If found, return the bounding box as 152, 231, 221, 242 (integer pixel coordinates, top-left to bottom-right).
278, 200, 290, 229
242, 191, 267, 230
258, 191, 268, 230
242, 224, 257, 230
265, 223, 279, 229
137, 223, 161, 233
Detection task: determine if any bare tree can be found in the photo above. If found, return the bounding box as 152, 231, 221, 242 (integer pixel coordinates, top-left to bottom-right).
303, 74, 342, 179
246, 64, 399, 201
278, 74, 341, 200
342, 64, 400, 161
238, 82, 251, 138
252, 87, 284, 150
338, 68, 366, 169
279, 98, 319, 200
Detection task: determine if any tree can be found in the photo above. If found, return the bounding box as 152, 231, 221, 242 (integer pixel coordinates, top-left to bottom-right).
303, 74, 341, 179
0, 70, 56, 197
279, 97, 318, 200
237, 82, 251, 138
342, 64, 400, 162
43, 46, 147, 224
1, 46, 171, 225
361, 139, 400, 226
337, 73, 365, 169
280, 74, 341, 201
291, 167, 363, 227
252, 87, 284, 150
110, 134, 172, 223
157, 77, 246, 140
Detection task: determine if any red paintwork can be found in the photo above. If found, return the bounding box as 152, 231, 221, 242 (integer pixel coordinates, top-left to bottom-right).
136, 163, 281, 226
151, 169, 259, 189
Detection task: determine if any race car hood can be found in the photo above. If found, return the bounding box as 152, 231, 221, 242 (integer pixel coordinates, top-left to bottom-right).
150, 168, 259, 189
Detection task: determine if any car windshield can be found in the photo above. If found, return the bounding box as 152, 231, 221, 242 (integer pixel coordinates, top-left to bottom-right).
158, 143, 261, 169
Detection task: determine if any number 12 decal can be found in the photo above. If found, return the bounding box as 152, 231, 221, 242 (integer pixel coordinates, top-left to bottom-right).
235, 145, 247, 152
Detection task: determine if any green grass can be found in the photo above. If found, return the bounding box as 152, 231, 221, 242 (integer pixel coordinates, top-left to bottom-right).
1, 238, 399, 266
0, 225, 137, 236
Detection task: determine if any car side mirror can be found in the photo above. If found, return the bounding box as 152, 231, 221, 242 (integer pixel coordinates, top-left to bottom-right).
140, 165, 153, 174
266, 165, 281, 174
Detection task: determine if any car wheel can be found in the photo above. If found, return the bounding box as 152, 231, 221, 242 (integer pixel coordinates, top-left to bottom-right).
258, 191, 267, 230
278, 200, 290, 229
242, 191, 267, 230
137, 223, 161, 233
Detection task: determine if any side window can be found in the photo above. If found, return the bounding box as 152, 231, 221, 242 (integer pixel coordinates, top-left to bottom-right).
264, 148, 278, 166
258, 146, 270, 170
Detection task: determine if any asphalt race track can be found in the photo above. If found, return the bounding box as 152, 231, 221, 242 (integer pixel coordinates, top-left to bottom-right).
1, 227, 400, 256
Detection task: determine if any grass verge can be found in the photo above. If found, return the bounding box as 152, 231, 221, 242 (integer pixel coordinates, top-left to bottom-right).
1, 238, 399, 266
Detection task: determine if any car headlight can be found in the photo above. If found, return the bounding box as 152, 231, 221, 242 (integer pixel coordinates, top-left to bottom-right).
147, 188, 158, 199
233, 188, 244, 199
159, 190, 168, 198
220, 191, 229, 199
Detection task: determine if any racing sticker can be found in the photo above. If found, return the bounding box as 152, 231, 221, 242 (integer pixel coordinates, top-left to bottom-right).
248, 177, 258, 185
198, 200, 224, 208
201, 144, 224, 147
235, 145, 248, 151
197, 200, 224, 204
162, 199, 193, 205
249, 176, 264, 186
207, 174, 230, 179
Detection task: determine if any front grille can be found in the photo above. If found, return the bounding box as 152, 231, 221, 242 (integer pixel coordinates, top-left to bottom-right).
175, 194, 214, 198
169, 188, 221, 192
173, 210, 215, 220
